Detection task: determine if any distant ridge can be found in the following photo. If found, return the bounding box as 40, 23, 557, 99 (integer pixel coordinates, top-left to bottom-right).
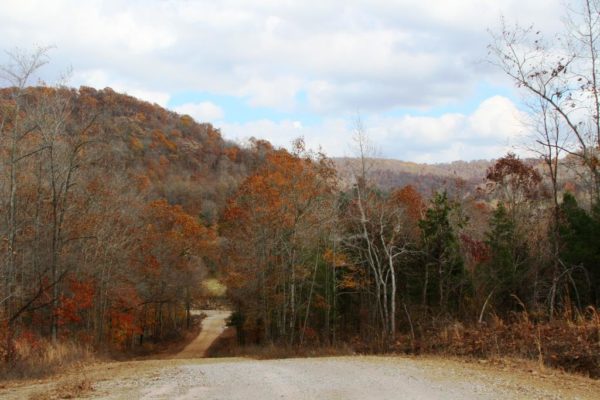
333, 157, 494, 194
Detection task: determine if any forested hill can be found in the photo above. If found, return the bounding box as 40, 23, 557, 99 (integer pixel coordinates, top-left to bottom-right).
13, 86, 262, 222
333, 156, 589, 203
334, 157, 493, 194
0, 85, 270, 358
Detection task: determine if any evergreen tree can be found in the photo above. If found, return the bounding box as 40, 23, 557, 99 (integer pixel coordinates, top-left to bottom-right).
481, 203, 528, 313
559, 193, 600, 306
419, 192, 468, 314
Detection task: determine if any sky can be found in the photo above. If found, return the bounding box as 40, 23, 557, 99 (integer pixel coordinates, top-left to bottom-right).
0, 0, 566, 162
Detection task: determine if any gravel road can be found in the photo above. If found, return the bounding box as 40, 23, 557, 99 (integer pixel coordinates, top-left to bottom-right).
2, 310, 599, 399
90, 356, 598, 400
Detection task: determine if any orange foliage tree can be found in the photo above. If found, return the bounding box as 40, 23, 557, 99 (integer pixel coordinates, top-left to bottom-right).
222, 139, 337, 344
133, 200, 216, 341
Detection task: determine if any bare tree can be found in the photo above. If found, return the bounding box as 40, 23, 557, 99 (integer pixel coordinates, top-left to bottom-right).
32, 87, 97, 342
488, 0, 600, 317
0, 47, 50, 322
488, 0, 600, 205
345, 119, 411, 344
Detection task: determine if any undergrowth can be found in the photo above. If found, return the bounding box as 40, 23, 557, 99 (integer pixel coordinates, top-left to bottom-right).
394, 308, 600, 378
212, 309, 600, 378
0, 338, 94, 380
206, 327, 355, 359
0, 314, 205, 381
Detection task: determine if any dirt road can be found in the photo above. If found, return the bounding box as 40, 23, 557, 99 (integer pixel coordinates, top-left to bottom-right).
2, 310, 600, 399
172, 310, 230, 359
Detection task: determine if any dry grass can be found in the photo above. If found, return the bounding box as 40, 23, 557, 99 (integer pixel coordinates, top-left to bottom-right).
28, 377, 94, 400
211, 310, 600, 378
0, 339, 94, 381
395, 311, 600, 378
0, 314, 204, 383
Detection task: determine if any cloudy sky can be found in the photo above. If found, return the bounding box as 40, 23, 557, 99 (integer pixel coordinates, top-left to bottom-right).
0, 0, 566, 162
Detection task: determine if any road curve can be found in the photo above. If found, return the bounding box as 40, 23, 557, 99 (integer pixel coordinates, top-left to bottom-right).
172, 310, 230, 359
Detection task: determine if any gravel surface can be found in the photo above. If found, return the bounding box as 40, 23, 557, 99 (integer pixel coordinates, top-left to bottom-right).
88, 356, 598, 400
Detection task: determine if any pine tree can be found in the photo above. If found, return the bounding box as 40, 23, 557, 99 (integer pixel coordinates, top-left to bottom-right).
419, 192, 467, 314
559, 193, 600, 306
481, 202, 528, 313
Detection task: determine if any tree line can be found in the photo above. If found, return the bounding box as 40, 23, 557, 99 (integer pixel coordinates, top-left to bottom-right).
223, 138, 599, 350
224, 0, 600, 350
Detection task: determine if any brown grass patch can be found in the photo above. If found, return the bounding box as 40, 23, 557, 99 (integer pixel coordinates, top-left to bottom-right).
0, 339, 94, 381
28, 377, 94, 400
394, 311, 600, 378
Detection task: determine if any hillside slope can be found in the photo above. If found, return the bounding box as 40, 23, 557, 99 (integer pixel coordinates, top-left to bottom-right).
0, 85, 263, 364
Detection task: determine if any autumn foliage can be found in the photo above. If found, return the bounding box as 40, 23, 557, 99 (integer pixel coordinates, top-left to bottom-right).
221, 140, 336, 345
0, 80, 231, 372
2, 53, 600, 381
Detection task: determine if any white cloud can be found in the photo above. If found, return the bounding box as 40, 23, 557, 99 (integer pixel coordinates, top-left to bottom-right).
73, 69, 171, 106
238, 76, 302, 110
0, 0, 564, 113
0, 1, 567, 161
219, 118, 351, 156
124, 89, 171, 108
468, 96, 523, 140
367, 95, 527, 162
218, 96, 527, 162
172, 101, 225, 122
